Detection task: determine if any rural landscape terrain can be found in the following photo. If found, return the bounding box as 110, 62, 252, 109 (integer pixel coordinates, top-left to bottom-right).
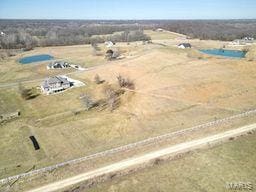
0, 19, 256, 192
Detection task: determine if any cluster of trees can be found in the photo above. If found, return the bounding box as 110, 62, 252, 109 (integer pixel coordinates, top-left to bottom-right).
106, 30, 151, 42
1, 19, 255, 49
117, 75, 135, 90
81, 74, 134, 112
154, 20, 256, 41
0, 20, 150, 49
0, 30, 38, 49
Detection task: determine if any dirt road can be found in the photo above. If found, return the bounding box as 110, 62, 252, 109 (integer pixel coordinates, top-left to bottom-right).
27, 123, 256, 192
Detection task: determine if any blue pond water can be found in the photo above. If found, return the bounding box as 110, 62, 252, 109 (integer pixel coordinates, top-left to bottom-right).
19, 54, 54, 64
200, 49, 246, 58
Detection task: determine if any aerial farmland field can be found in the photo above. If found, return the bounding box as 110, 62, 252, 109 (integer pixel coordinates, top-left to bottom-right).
0, 18, 256, 192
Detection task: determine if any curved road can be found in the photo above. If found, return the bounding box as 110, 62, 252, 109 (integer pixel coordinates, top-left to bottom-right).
27, 123, 256, 192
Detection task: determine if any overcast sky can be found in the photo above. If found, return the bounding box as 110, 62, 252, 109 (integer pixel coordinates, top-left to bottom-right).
0, 0, 256, 20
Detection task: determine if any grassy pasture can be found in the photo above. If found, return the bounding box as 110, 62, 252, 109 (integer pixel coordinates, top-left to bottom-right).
0, 44, 106, 83
87, 133, 256, 192
0, 30, 256, 181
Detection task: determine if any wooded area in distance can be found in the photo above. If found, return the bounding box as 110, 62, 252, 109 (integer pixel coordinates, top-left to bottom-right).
0, 19, 256, 49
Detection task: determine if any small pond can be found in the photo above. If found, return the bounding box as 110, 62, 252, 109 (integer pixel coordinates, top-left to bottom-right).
19, 54, 54, 64
200, 49, 246, 58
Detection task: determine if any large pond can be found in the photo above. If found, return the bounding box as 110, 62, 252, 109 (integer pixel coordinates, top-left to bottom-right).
19, 54, 54, 64
200, 49, 246, 58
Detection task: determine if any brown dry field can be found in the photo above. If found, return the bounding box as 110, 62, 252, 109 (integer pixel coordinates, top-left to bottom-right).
86, 132, 256, 192
0, 30, 256, 189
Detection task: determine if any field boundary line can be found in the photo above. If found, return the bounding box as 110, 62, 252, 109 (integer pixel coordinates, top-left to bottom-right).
27, 123, 256, 192
1, 108, 256, 184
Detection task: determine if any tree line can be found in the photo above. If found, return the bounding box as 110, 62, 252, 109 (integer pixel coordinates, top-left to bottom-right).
154, 20, 256, 41
1, 19, 256, 49
0, 20, 150, 49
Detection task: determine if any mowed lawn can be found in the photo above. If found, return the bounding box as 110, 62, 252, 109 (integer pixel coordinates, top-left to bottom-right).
87, 133, 256, 192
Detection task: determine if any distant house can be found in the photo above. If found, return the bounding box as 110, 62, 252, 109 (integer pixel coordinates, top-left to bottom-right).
105, 41, 115, 48
156, 28, 164, 32
178, 43, 192, 49
231, 39, 242, 45
243, 37, 254, 41
41, 76, 71, 94
231, 37, 254, 45
47, 61, 70, 69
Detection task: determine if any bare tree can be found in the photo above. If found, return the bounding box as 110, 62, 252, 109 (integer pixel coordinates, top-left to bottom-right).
18, 84, 39, 100
91, 43, 101, 56
117, 75, 135, 89
104, 87, 119, 111
2, 34, 17, 49
80, 93, 95, 111
94, 74, 103, 84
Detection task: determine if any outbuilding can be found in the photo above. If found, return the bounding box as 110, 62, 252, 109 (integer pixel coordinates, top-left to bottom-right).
178, 43, 192, 49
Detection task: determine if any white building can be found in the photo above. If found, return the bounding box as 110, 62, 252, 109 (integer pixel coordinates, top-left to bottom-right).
178, 43, 192, 49
243, 37, 254, 41
156, 28, 164, 32
41, 76, 71, 95
0, 31, 6, 36
105, 41, 114, 48
231, 37, 254, 45
47, 61, 70, 69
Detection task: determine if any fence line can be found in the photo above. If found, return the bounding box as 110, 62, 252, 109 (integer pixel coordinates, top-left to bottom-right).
1, 108, 256, 184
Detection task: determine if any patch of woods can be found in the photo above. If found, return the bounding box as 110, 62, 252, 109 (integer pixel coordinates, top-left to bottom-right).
0, 49, 21, 60
155, 20, 256, 41
1, 20, 256, 50
19, 84, 40, 100
81, 74, 134, 112
0, 20, 150, 49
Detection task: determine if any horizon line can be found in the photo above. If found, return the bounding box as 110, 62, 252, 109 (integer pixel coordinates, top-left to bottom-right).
1, 18, 256, 21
